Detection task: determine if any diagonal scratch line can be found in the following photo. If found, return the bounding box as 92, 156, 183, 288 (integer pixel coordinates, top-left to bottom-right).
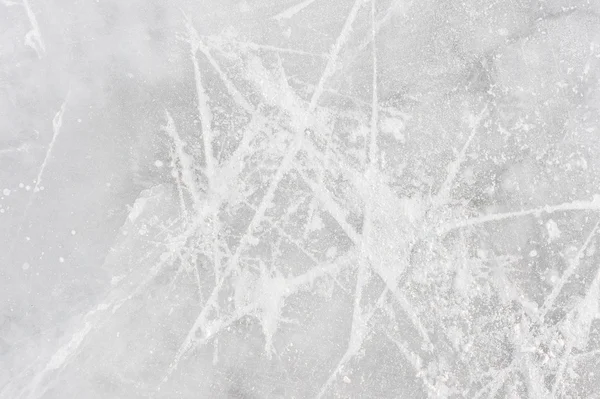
0, 143, 29, 155
22, 322, 92, 399
551, 340, 574, 396
184, 17, 223, 283
162, 111, 205, 214
540, 218, 600, 317
170, 145, 191, 224
185, 17, 215, 184
294, 167, 361, 244
301, 142, 431, 346
434, 104, 488, 206
384, 331, 437, 393
316, 260, 369, 399
290, 76, 371, 107
386, 287, 431, 345
241, 199, 321, 267
352, 0, 410, 59
22, 0, 45, 58
168, 256, 351, 367
195, 49, 254, 113
202, 35, 328, 58
167, 0, 366, 379
439, 195, 600, 235
316, 282, 397, 398
551, 240, 600, 396
14, 247, 175, 399
369, 0, 379, 166
287, 254, 353, 288
10, 92, 70, 257
181, 14, 254, 114
309, 0, 366, 112
32, 93, 69, 194
314, 233, 429, 397
272, 0, 322, 20
163, 136, 305, 381
472, 365, 513, 399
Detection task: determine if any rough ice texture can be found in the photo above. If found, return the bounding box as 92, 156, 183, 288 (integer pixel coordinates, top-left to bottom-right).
2, 0, 600, 398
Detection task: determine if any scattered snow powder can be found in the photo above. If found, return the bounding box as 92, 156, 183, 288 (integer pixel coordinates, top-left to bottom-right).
2, 188, 10, 196
111, 275, 124, 285
380, 116, 406, 143
545, 219, 561, 241
343, 376, 351, 384
59, 257, 65, 263
18, 183, 24, 188
22, 262, 30, 270
545, 269, 559, 286
154, 160, 164, 168
476, 249, 488, 259
128, 195, 149, 222
46, 322, 92, 370
70, 230, 76, 235
326, 247, 337, 259
239, 0, 250, 12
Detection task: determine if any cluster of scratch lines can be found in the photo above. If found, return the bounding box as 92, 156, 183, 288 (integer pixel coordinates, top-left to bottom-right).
10, 1, 600, 398
153, 2, 600, 397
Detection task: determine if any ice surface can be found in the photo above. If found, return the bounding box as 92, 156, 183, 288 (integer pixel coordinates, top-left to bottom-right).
2, 0, 600, 398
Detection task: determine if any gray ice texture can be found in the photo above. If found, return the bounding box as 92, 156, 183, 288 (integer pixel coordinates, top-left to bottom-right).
2, 0, 600, 398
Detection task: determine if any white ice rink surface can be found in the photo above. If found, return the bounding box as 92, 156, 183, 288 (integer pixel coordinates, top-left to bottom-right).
2, 1, 600, 397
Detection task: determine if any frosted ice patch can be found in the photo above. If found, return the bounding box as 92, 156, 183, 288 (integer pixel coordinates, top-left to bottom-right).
128, 195, 149, 222
46, 322, 92, 370
545, 269, 559, 286
239, 0, 250, 12
380, 116, 406, 143
326, 247, 337, 259
111, 275, 125, 285
529, 249, 538, 257
545, 219, 561, 241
